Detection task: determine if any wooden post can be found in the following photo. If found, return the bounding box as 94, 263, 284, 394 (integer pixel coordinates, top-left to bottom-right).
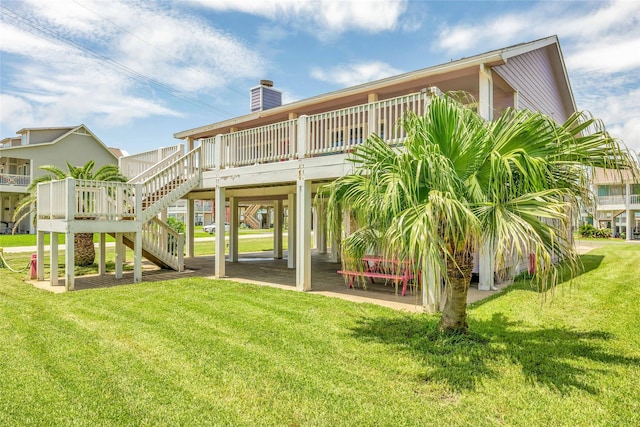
65, 232, 74, 291
114, 233, 123, 279
134, 230, 142, 283
50, 232, 58, 286
215, 185, 226, 277
296, 179, 312, 291
287, 193, 296, 268
273, 199, 283, 259
37, 230, 45, 281
229, 196, 239, 262
186, 199, 195, 258
98, 233, 106, 276
478, 63, 496, 291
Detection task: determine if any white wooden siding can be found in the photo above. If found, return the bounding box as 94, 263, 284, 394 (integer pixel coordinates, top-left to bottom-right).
493, 47, 568, 122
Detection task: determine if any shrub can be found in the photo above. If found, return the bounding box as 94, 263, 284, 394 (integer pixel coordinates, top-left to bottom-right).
579, 224, 612, 238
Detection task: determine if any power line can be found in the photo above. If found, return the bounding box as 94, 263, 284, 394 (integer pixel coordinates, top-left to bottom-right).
72, 0, 247, 98
0, 4, 236, 117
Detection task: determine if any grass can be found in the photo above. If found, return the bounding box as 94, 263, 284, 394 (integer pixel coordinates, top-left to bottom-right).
1, 244, 639, 426
0, 228, 272, 248
0, 237, 286, 277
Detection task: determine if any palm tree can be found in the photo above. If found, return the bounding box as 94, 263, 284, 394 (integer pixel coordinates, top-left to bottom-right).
323, 93, 636, 334
13, 161, 127, 266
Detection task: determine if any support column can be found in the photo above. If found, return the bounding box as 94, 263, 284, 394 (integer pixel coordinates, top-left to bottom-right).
478, 64, 496, 290
37, 230, 44, 281
422, 265, 441, 313
478, 63, 494, 121
273, 199, 283, 259
49, 232, 58, 286
65, 232, 74, 291
134, 230, 142, 283
296, 179, 312, 291
478, 240, 496, 291
317, 202, 327, 254
287, 193, 296, 268
114, 233, 123, 279
186, 199, 195, 258
626, 208, 633, 241
98, 233, 106, 276
330, 209, 341, 263
215, 186, 226, 278
229, 196, 239, 262
312, 207, 318, 249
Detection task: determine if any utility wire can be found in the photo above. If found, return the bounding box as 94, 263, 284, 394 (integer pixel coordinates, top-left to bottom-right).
73, 0, 247, 98
0, 4, 235, 117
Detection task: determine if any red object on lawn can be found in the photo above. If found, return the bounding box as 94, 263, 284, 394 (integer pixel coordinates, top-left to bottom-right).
30, 253, 37, 279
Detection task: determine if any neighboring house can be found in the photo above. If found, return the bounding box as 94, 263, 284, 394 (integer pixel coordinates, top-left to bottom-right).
34, 36, 580, 308
0, 125, 119, 234
592, 167, 640, 240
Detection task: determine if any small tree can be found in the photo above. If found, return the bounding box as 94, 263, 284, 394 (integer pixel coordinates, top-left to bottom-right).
324, 93, 636, 334
14, 161, 127, 266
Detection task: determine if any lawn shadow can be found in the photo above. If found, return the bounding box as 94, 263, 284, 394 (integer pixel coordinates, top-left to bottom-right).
350, 311, 637, 394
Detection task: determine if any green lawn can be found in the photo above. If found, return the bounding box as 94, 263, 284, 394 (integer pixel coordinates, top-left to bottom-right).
1, 244, 638, 426
0, 237, 286, 277
0, 228, 273, 248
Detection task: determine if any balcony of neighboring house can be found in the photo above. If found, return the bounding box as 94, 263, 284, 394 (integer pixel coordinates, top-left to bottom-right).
595, 185, 640, 210
0, 173, 30, 189
0, 158, 31, 192
593, 176, 640, 240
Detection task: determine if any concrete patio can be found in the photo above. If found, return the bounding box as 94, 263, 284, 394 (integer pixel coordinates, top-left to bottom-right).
27, 250, 510, 312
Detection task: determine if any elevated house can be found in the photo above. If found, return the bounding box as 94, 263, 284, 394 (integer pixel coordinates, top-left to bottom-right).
34, 36, 579, 310
0, 125, 119, 234
592, 167, 640, 240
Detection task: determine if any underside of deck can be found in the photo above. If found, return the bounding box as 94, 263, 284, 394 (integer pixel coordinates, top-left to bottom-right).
27, 250, 507, 312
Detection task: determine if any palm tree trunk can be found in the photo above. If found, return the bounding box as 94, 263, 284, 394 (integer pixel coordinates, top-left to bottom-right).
438, 251, 474, 334
74, 233, 95, 266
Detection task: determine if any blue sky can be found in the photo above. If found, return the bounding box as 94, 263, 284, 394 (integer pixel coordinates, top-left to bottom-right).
1, 0, 639, 155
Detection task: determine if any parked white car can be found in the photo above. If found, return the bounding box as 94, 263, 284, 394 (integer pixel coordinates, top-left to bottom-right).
203, 223, 230, 234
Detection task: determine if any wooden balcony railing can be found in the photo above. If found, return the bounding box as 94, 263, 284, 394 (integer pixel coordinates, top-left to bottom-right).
119, 144, 184, 180
199, 90, 434, 169
37, 178, 139, 221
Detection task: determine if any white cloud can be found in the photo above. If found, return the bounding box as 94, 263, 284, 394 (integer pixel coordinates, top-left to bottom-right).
190, 0, 408, 35
566, 36, 640, 74
576, 84, 640, 154
0, 0, 265, 128
434, 0, 639, 62
432, 0, 640, 154
311, 61, 404, 87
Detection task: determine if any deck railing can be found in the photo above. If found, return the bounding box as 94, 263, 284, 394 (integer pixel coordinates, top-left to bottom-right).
198, 90, 434, 169
139, 147, 200, 221
119, 144, 183, 179
200, 137, 217, 169
598, 195, 640, 206
306, 91, 430, 156
38, 178, 137, 220
136, 217, 184, 271
0, 173, 30, 186
222, 119, 297, 168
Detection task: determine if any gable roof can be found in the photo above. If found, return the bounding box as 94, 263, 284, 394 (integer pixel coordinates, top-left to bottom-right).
175, 35, 575, 140
0, 124, 119, 161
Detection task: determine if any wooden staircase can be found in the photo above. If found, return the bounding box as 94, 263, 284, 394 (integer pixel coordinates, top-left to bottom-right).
243, 204, 261, 229
107, 147, 200, 271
